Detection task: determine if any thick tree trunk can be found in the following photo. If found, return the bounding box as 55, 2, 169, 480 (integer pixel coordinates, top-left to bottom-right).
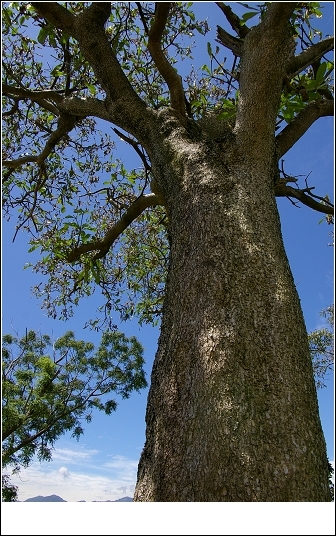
134, 115, 330, 502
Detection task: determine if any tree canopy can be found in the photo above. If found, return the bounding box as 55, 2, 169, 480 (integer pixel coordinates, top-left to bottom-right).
2, 2, 334, 331
2, 329, 146, 480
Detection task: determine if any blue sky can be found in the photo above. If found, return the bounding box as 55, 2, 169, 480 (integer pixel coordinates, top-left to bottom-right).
1, 1, 335, 532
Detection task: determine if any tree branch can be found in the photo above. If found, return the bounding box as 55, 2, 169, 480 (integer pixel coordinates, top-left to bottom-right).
287, 37, 334, 78
264, 2, 298, 30
2, 84, 61, 116
31, 2, 150, 142
57, 95, 111, 121
2, 97, 19, 117
234, 3, 297, 162
30, 2, 75, 33
276, 99, 334, 157
81, 2, 111, 27
136, 2, 149, 35
112, 128, 151, 172
148, 3, 186, 116
67, 193, 164, 262
274, 183, 334, 215
72, 4, 144, 105
2, 421, 52, 449
215, 2, 250, 38
216, 26, 243, 56
3, 113, 77, 172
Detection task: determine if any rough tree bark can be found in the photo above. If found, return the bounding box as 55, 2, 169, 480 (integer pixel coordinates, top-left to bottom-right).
132, 111, 330, 502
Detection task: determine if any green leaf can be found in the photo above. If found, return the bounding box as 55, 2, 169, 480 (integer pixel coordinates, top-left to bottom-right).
217, 109, 236, 120
37, 27, 49, 45
88, 84, 97, 96
201, 64, 211, 75
241, 12, 258, 23
3, 8, 12, 27
60, 32, 71, 44
315, 62, 327, 85
51, 67, 65, 77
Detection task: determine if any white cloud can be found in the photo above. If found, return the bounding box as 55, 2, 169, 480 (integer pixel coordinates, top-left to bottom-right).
58, 466, 70, 479
8, 448, 138, 502
52, 447, 100, 464
105, 454, 138, 470
10, 463, 137, 502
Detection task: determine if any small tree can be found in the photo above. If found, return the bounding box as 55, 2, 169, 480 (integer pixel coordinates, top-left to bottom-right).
309, 305, 334, 389
2, 329, 147, 500
308, 303, 334, 502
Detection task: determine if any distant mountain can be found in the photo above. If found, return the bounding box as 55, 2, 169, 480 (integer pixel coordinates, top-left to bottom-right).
25, 494, 66, 502
24, 494, 133, 502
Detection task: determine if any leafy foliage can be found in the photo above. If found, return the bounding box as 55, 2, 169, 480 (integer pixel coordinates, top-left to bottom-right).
2, 474, 19, 502
2, 329, 146, 472
309, 308, 334, 499
309, 305, 334, 389
2, 1, 334, 330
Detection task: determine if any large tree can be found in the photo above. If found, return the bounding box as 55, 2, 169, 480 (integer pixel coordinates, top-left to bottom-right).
2, 2, 334, 501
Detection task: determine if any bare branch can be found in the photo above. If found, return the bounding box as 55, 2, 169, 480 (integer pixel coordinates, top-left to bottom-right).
276, 99, 334, 157
2, 155, 39, 170
287, 37, 334, 78
67, 193, 165, 262
2, 84, 62, 103
216, 26, 243, 56
275, 183, 334, 215
30, 2, 75, 33
39, 113, 77, 160
215, 3, 250, 38
148, 3, 186, 116
136, 2, 149, 35
3, 84, 61, 116
113, 128, 151, 172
